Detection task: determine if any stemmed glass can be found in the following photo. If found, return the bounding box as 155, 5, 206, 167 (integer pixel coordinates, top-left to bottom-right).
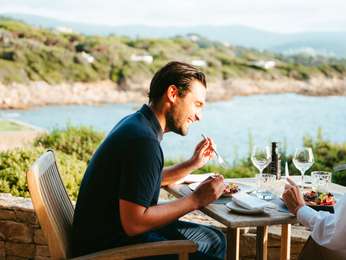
251, 146, 272, 199
251, 146, 272, 175
293, 147, 314, 190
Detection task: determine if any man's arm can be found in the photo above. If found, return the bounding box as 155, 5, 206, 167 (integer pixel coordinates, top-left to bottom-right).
283, 178, 346, 251
120, 175, 224, 236
297, 195, 346, 251
161, 160, 197, 186
161, 137, 215, 186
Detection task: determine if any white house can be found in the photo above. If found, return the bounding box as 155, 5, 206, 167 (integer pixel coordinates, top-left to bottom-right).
130, 54, 153, 64
0, 29, 11, 45
54, 26, 74, 34
250, 60, 276, 70
80, 51, 95, 64
191, 59, 207, 67
188, 34, 200, 42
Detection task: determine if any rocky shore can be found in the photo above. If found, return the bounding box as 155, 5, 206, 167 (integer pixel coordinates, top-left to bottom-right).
1, 77, 345, 109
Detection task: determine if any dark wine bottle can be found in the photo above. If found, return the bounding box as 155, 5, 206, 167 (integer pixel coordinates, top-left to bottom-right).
270, 142, 281, 179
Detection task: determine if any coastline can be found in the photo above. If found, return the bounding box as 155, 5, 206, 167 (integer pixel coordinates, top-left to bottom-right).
1, 77, 345, 109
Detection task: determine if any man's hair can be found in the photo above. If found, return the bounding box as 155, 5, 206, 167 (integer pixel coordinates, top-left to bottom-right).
148, 61, 206, 105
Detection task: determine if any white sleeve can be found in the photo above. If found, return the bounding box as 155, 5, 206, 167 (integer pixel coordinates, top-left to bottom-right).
297, 194, 346, 251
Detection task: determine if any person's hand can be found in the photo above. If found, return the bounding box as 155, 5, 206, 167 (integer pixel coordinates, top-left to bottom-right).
190, 175, 225, 209
188, 136, 216, 170
282, 178, 305, 215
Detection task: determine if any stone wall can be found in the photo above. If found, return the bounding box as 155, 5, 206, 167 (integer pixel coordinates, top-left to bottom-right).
0, 192, 309, 259
0, 193, 49, 260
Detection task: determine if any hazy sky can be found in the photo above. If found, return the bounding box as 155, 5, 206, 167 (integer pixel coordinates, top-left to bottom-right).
1, 0, 346, 33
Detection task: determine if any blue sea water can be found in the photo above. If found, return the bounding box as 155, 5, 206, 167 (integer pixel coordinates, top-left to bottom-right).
1, 94, 345, 162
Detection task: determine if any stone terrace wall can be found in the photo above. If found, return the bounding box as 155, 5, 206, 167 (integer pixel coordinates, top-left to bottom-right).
0, 192, 309, 259
0, 193, 49, 260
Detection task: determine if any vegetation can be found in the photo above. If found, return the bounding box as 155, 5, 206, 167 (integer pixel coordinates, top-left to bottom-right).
0, 120, 31, 131
303, 130, 346, 186
34, 125, 105, 162
0, 126, 345, 200
0, 146, 86, 199
1, 17, 346, 87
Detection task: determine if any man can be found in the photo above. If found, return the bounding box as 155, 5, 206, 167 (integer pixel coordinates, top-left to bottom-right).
71, 61, 226, 259
282, 178, 346, 259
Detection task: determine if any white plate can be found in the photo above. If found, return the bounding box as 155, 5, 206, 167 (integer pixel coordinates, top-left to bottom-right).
226, 201, 265, 215
188, 181, 255, 197
182, 173, 216, 183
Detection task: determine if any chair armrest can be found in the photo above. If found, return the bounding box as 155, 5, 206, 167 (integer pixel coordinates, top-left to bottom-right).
71, 240, 197, 260
334, 164, 346, 172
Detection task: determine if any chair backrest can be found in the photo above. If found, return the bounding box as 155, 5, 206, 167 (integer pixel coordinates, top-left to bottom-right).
334, 163, 346, 172
27, 150, 74, 259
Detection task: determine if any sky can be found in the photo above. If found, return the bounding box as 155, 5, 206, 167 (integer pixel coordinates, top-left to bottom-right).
1, 0, 346, 33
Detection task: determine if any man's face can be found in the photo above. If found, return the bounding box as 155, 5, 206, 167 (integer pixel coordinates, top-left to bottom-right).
166, 80, 206, 136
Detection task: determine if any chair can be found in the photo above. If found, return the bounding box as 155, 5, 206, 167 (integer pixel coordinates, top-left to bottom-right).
27, 150, 197, 260
334, 163, 346, 173
298, 236, 345, 260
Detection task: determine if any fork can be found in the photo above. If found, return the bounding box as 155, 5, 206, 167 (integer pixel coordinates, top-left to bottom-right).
201, 134, 228, 167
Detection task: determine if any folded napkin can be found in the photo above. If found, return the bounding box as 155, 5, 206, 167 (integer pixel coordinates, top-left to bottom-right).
181, 173, 215, 184
232, 193, 276, 210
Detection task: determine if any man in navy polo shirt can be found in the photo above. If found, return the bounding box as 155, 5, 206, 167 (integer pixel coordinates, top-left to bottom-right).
72, 61, 226, 259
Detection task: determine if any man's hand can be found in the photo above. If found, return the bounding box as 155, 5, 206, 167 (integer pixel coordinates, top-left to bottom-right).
190, 175, 225, 209
189, 136, 216, 170
282, 178, 305, 215
161, 137, 218, 186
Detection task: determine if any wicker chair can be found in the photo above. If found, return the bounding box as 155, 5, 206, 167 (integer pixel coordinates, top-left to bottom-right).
27, 150, 197, 260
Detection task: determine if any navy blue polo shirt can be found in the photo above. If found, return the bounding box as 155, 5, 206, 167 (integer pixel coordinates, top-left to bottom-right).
71, 104, 164, 257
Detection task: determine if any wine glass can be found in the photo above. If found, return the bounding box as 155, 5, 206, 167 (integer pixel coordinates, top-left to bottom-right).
251, 146, 272, 199
293, 147, 314, 190
251, 146, 272, 175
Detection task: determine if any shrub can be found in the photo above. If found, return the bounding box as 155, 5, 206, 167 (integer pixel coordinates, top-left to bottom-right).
34, 125, 105, 162
0, 147, 86, 200
303, 131, 346, 186
333, 170, 346, 186
1, 125, 346, 202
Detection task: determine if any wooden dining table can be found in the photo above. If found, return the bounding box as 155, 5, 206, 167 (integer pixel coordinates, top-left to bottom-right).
164, 176, 346, 260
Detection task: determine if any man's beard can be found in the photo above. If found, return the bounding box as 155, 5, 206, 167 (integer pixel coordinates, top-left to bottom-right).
166, 108, 188, 136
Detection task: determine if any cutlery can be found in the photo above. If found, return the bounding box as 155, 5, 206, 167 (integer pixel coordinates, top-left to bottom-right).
201, 134, 229, 167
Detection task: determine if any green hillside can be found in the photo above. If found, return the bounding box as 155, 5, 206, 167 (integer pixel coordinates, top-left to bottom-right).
0, 17, 345, 88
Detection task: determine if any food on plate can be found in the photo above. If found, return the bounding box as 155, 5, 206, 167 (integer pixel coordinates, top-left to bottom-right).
223, 182, 240, 196
303, 191, 336, 206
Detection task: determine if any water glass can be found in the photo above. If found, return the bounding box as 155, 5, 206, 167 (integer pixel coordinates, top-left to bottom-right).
256, 173, 276, 200
311, 171, 331, 193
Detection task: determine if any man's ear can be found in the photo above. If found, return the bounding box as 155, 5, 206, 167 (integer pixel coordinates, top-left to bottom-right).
166, 85, 179, 103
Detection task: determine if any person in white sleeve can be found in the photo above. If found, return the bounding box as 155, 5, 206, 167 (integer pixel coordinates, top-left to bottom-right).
282, 177, 346, 259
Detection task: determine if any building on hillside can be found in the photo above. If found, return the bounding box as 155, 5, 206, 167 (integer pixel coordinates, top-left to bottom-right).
191, 59, 207, 67
130, 54, 153, 64
80, 51, 95, 64
0, 29, 11, 46
188, 34, 200, 42
250, 60, 276, 69
54, 26, 74, 34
